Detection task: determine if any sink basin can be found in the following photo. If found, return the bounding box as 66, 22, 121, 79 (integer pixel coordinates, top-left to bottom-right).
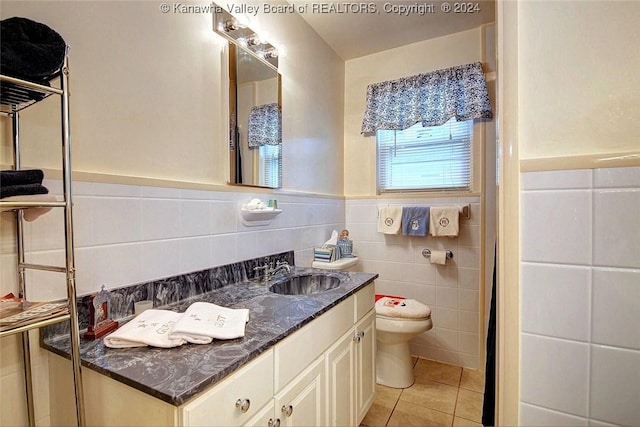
269, 274, 340, 295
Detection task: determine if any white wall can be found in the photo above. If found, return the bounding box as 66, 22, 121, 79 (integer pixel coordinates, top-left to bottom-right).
343, 27, 483, 197
347, 196, 482, 368
343, 26, 495, 368
0, 2, 345, 425
510, 1, 640, 425
517, 2, 640, 161
0, 0, 345, 195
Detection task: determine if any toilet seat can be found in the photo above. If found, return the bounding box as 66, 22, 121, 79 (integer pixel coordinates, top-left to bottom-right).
377, 313, 431, 321
375, 296, 431, 320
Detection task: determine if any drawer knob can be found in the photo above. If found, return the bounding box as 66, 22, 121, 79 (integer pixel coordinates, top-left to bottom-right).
268, 418, 281, 427
281, 404, 294, 417
358, 330, 365, 338
235, 398, 251, 413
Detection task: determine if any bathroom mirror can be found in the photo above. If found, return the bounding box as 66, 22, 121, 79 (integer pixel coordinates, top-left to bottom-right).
228, 43, 282, 188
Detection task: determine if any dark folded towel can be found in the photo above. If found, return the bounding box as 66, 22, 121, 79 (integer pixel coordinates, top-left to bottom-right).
1, 169, 44, 186
0, 183, 48, 199
1, 17, 67, 82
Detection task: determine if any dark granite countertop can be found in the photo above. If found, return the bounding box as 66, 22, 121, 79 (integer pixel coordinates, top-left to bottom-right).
42, 267, 377, 406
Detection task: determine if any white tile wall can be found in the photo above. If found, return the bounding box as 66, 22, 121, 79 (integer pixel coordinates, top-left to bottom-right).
345, 196, 482, 368
520, 166, 640, 426
1, 181, 346, 299
0, 180, 347, 425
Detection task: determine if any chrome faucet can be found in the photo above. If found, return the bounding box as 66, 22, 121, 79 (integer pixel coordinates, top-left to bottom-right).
254, 261, 291, 283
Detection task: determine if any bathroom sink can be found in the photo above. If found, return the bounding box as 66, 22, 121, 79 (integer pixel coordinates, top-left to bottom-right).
268, 274, 340, 295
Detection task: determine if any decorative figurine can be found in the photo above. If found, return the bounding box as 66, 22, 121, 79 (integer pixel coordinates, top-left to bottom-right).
337, 229, 354, 257
84, 285, 118, 340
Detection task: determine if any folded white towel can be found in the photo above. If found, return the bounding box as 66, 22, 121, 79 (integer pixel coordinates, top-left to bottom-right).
377, 206, 403, 234
375, 297, 431, 320
169, 302, 250, 344
103, 309, 187, 349
429, 207, 460, 237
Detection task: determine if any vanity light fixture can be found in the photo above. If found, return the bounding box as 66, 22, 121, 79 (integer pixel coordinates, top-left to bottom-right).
213, 2, 280, 69
220, 18, 241, 32
261, 48, 279, 59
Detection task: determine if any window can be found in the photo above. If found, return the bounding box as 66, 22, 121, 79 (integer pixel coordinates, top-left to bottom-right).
377, 118, 473, 192
258, 144, 281, 188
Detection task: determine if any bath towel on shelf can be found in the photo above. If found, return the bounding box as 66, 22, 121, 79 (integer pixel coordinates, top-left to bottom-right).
375, 297, 431, 319
169, 302, 250, 344
103, 309, 186, 349
429, 207, 460, 237
401, 206, 430, 236
0, 17, 67, 83
377, 206, 403, 234
1, 169, 44, 186
0, 183, 48, 199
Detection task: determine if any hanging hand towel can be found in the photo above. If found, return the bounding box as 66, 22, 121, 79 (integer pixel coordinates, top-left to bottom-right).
375, 297, 431, 320
377, 206, 403, 234
168, 302, 250, 344
103, 309, 187, 349
429, 207, 460, 237
401, 206, 430, 236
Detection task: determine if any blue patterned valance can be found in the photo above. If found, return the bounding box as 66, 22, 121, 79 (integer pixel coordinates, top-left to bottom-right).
248, 103, 282, 149
361, 62, 493, 134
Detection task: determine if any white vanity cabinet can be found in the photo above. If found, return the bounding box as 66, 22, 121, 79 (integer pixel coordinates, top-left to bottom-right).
49, 283, 376, 427
325, 285, 376, 427
243, 356, 324, 427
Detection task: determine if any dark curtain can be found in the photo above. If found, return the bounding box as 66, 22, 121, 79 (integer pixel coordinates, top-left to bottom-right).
482, 244, 497, 426
235, 126, 243, 184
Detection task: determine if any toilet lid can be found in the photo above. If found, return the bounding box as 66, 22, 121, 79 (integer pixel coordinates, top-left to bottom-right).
375, 297, 431, 320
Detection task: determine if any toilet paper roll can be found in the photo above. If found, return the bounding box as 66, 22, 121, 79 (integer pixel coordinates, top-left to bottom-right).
429, 250, 447, 265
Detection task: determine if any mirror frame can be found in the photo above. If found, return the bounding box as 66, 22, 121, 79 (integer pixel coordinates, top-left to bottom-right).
227, 43, 282, 188
213, 5, 283, 189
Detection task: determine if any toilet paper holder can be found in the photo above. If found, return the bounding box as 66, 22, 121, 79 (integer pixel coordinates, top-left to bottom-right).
421, 248, 453, 259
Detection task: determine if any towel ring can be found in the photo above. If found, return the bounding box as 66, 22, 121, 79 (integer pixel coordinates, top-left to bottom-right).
421, 249, 453, 259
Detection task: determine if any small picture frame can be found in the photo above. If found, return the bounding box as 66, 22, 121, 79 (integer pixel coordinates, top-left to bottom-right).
84, 285, 118, 340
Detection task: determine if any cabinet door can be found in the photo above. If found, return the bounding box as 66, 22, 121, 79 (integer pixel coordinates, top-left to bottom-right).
243, 400, 278, 427
325, 328, 355, 427
355, 309, 376, 424
275, 356, 325, 427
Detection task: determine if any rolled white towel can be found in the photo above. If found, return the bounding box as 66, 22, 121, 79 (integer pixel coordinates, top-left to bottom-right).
169, 302, 250, 344
375, 297, 431, 319
103, 309, 186, 349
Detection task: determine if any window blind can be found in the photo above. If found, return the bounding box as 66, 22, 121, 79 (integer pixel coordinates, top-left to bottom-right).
259, 144, 281, 188
377, 118, 472, 192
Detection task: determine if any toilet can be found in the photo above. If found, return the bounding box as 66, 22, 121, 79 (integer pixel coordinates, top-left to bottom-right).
375, 295, 432, 388
311, 253, 432, 389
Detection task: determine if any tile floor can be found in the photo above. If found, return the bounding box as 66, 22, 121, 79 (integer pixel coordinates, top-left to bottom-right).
361, 358, 486, 427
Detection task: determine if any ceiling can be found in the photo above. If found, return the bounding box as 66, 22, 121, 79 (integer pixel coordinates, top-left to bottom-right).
293, 0, 495, 60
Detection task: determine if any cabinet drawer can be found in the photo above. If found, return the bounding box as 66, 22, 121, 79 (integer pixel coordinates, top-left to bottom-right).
275, 295, 354, 391
355, 283, 375, 322
181, 350, 274, 427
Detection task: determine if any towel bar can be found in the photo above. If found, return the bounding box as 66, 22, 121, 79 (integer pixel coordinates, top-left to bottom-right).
421, 248, 453, 259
